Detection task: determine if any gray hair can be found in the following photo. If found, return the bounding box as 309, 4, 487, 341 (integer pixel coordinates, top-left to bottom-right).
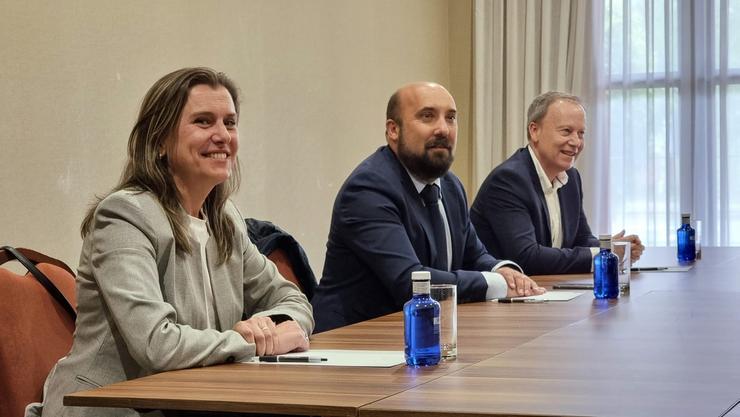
526, 91, 584, 140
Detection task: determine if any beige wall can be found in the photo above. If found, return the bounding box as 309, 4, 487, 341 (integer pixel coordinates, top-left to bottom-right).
0, 0, 473, 277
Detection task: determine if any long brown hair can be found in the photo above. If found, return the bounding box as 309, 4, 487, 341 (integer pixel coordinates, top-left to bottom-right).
81, 67, 242, 264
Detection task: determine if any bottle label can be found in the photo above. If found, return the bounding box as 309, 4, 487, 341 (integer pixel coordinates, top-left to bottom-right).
413, 280, 430, 294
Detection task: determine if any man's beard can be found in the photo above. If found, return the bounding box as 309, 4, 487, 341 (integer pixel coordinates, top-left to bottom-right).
396, 132, 454, 182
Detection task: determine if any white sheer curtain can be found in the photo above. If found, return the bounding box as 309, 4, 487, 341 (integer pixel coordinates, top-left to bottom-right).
595, 0, 682, 245
598, 0, 738, 246
472, 0, 595, 188
473, 0, 608, 232
474, 0, 739, 246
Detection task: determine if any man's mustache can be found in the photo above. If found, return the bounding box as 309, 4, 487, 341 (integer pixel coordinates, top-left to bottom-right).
425, 137, 451, 150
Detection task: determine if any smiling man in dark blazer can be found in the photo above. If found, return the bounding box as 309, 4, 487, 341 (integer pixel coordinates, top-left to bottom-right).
311, 82, 544, 333
470, 91, 644, 275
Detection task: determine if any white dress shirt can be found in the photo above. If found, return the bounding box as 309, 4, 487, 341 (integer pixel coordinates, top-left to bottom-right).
527, 146, 599, 260
188, 215, 218, 329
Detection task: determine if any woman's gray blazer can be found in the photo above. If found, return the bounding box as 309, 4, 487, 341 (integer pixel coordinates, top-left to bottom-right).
34, 190, 314, 417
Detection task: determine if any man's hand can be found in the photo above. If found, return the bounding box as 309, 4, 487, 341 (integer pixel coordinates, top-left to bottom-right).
612, 230, 645, 262
497, 266, 546, 297
233, 318, 309, 356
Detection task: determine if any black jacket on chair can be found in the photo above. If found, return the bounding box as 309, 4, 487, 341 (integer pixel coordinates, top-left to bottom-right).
245, 218, 317, 300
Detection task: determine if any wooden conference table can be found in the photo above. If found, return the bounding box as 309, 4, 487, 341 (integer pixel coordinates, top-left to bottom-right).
65, 247, 740, 417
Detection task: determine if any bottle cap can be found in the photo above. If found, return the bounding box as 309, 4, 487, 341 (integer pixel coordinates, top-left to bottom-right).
411, 271, 431, 281
681, 213, 691, 223
598, 234, 611, 242
598, 234, 611, 249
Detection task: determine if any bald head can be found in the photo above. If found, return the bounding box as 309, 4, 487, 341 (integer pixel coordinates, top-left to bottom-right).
386, 82, 455, 135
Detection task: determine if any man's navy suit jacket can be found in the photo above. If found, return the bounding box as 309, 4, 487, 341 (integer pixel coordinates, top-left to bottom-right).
470, 147, 598, 275
311, 146, 498, 333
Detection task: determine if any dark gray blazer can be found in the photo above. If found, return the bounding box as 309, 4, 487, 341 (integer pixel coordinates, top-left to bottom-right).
471, 147, 598, 275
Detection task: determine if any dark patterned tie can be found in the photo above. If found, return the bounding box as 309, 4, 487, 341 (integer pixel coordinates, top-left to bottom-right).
420, 184, 448, 271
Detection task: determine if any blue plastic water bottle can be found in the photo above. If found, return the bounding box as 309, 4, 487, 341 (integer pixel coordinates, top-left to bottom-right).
593, 234, 619, 299
404, 271, 441, 366
677, 213, 696, 262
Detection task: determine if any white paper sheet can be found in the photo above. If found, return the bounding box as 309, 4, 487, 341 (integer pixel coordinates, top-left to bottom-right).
493, 291, 585, 303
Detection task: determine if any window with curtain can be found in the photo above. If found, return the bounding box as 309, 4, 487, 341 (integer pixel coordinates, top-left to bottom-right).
602, 0, 739, 246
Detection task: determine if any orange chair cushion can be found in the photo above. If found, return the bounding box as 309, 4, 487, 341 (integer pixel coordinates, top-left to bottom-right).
0, 263, 76, 417
267, 248, 304, 293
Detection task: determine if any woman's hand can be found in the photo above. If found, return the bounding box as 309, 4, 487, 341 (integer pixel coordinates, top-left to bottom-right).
232, 318, 309, 356
273, 320, 310, 354
232, 317, 278, 356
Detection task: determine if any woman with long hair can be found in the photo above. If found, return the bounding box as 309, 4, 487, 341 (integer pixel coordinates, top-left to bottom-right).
29, 67, 313, 417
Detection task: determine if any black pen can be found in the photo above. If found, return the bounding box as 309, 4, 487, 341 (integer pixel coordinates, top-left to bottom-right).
631, 267, 668, 271
258, 355, 328, 363
496, 298, 545, 303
